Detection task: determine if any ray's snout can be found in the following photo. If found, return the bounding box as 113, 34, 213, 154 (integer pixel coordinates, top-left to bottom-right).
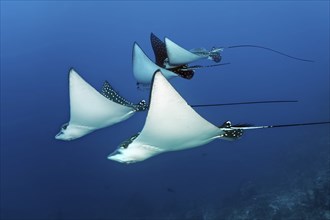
107, 149, 136, 164
55, 131, 74, 141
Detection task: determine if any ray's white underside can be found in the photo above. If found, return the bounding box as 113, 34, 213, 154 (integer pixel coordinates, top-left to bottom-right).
165, 37, 204, 66
55, 69, 136, 140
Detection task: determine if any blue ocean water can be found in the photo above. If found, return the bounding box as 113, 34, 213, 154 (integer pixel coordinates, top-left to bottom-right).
1, 1, 329, 220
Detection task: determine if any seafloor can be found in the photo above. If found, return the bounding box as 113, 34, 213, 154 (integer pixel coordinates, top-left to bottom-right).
151, 135, 330, 220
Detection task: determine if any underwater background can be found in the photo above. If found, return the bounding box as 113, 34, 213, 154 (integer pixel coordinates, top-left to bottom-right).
1, 1, 329, 220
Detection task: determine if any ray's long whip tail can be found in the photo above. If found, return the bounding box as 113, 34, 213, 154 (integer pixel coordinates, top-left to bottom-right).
225, 44, 315, 62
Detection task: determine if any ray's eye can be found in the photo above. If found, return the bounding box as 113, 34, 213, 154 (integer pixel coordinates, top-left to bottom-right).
61, 123, 69, 130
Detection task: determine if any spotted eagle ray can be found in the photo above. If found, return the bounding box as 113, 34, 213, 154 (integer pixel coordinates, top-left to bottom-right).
162, 33, 314, 67
164, 35, 223, 66
108, 70, 329, 164
151, 33, 229, 72
55, 69, 147, 141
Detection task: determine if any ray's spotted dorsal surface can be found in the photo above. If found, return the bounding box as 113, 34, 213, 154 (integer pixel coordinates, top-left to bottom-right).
101, 81, 148, 111
108, 70, 329, 164
55, 69, 144, 141
150, 32, 168, 67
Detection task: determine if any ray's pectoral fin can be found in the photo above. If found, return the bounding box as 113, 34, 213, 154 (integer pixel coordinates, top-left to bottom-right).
132, 43, 178, 86
101, 81, 148, 111
55, 69, 140, 141
150, 33, 168, 67
165, 37, 203, 66
218, 121, 244, 140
